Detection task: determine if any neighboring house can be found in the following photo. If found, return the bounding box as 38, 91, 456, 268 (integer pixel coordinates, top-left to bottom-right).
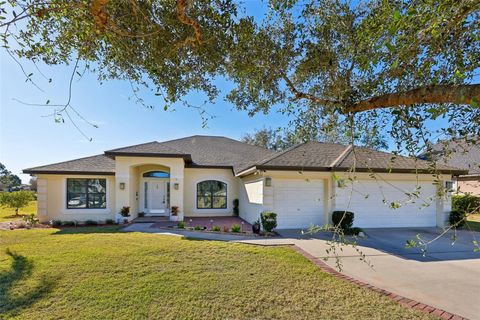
420, 139, 480, 196
23, 135, 465, 229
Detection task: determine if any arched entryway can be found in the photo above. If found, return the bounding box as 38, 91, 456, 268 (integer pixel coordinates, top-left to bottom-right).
140, 169, 170, 216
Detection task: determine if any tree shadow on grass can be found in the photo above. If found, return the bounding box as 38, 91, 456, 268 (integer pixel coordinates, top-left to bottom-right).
0, 249, 56, 316
52, 225, 124, 235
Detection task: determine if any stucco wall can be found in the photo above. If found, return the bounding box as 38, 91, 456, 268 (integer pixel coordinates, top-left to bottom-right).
457, 179, 480, 196
183, 168, 239, 217
238, 175, 265, 224
36, 174, 116, 223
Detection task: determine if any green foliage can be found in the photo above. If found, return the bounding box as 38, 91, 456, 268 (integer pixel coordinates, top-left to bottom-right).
332, 211, 354, 231
23, 213, 38, 227
0, 163, 21, 190
120, 206, 130, 217
231, 224, 241, 233
449, 210, 466, 228
177, 221, 186, 229
0, 191, 34, 215
105, 219, 115, 225
194, 225, 202, 231
62, 221, 76, 227
452, 195, 480, 214
50, 220, 62, 227
85, 220, 98, 226
211, 225, 221, 232
260, 211, 277, 232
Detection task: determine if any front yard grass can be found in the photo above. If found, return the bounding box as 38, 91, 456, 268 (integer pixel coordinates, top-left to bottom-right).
0, 201, 37, 222
464, 214, 480, 232
0, 229, 434, 319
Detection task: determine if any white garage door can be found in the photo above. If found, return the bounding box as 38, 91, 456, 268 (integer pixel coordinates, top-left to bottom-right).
273, 179, 324, 229
335, 180, 437, 228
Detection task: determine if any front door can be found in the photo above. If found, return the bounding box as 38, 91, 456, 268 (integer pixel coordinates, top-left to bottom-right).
143, 180, 168, 215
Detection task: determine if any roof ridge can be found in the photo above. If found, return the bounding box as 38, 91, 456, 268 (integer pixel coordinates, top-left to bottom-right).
105, 141, 159, 152
330, 144, 353, 168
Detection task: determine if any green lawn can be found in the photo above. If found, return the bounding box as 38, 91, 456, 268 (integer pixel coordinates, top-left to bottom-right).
465, 214, 480, 232
0, 201, 37, 222
0, 228, 433, 320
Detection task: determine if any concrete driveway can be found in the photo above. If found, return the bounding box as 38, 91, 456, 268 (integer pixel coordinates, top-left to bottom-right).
277, 228, 480, 320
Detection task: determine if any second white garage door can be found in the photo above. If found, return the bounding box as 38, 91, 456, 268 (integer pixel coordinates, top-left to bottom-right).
335, 180, 437, 228
273, 179, 324, 229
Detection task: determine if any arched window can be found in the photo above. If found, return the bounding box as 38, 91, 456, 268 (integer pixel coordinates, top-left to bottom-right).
197, 180, 227, 209
143, 171, 170, 178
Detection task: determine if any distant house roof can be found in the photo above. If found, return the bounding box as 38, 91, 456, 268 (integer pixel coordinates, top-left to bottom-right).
23, 136, 467, 176
419, 139, 480, 176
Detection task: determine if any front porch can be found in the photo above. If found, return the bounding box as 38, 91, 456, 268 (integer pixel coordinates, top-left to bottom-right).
132, 216, 253, 232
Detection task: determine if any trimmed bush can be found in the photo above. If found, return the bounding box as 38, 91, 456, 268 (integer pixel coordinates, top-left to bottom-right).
211, 225, 221, 232
105, 219, 115, 225
260, 211, 277, 232
177, 221, 186, 229
51, 220, 62, 227
231, 224, 241, 233
85, 220, 98, 226
194, 225, 202, 231
449, 210, 466, 227
62, 221, 76, 227
452, 195, 480, 214
332, 211, 354, 231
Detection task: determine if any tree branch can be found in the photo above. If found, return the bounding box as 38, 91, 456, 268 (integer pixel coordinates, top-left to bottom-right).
347, 84, 480, 113
281, 73, 339, 107
176, 0, 202, 46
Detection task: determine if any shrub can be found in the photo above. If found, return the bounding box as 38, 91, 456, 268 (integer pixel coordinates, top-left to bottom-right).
85, 220, 98, 226
50, 220, 62, 227
120, 206, 130, 217
260, 211, 277, 232
177, 221, 186, 229
211, 225, 221, 232
452, 195, 480, 214
62, 221, 76, 227
332, 211, 354, 231
0, 191, 34, 216
194, 225, 202, 231
23, 213, 38, 227
231, 224, 241, 233
449, 210, 466, 227
105, 219, 115, 225
233, 199, 239, 216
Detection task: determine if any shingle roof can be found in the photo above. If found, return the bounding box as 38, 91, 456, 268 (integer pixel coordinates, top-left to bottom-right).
23, 154, 115, 175
104, 141, 189, 158
422, 139, 480, 175
336, 147, 463, 173
161, 135, 275, 174
255, 141, 349, 170
241, 141, 466, 175
23, 136, 467, 176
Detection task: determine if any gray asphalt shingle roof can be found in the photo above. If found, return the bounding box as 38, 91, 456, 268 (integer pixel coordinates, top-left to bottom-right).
23, 136, 466, 176
423, 139, 480, 175
23, 154, 115, 175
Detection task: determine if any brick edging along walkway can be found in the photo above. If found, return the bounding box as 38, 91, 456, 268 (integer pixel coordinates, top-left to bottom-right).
292, 245, 468, 320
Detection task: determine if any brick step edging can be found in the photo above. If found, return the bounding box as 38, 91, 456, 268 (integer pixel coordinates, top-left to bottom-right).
292, 245, 468, 320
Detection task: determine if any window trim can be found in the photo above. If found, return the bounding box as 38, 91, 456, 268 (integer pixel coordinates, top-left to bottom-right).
66, 178, 107, 210
196, 180, 228, 209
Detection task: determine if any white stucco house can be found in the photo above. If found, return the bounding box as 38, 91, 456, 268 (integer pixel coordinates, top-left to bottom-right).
23, 135, 466, 229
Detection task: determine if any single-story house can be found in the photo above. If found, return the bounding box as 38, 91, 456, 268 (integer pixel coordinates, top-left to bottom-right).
24, 135, 466, 229
419, 139, 480, 196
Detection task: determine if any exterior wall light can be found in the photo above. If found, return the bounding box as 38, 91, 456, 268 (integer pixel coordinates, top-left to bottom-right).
174, 183, 179, 190
265, 177, 272, 187
119, 182, 125, 190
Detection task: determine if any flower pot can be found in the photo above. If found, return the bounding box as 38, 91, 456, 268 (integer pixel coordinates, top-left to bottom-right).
170, 215, 180, 222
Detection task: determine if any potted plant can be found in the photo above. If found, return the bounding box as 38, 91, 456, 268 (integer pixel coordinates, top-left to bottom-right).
116, 206, 130, 224
170, 206, 180, 221
252, 219, 261, 234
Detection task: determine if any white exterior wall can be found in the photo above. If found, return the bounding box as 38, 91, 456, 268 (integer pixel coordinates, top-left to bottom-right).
332, 172, 452, 228
183, 168, 239, 217
238, 175, 265, 224
35, 174, 116, 222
